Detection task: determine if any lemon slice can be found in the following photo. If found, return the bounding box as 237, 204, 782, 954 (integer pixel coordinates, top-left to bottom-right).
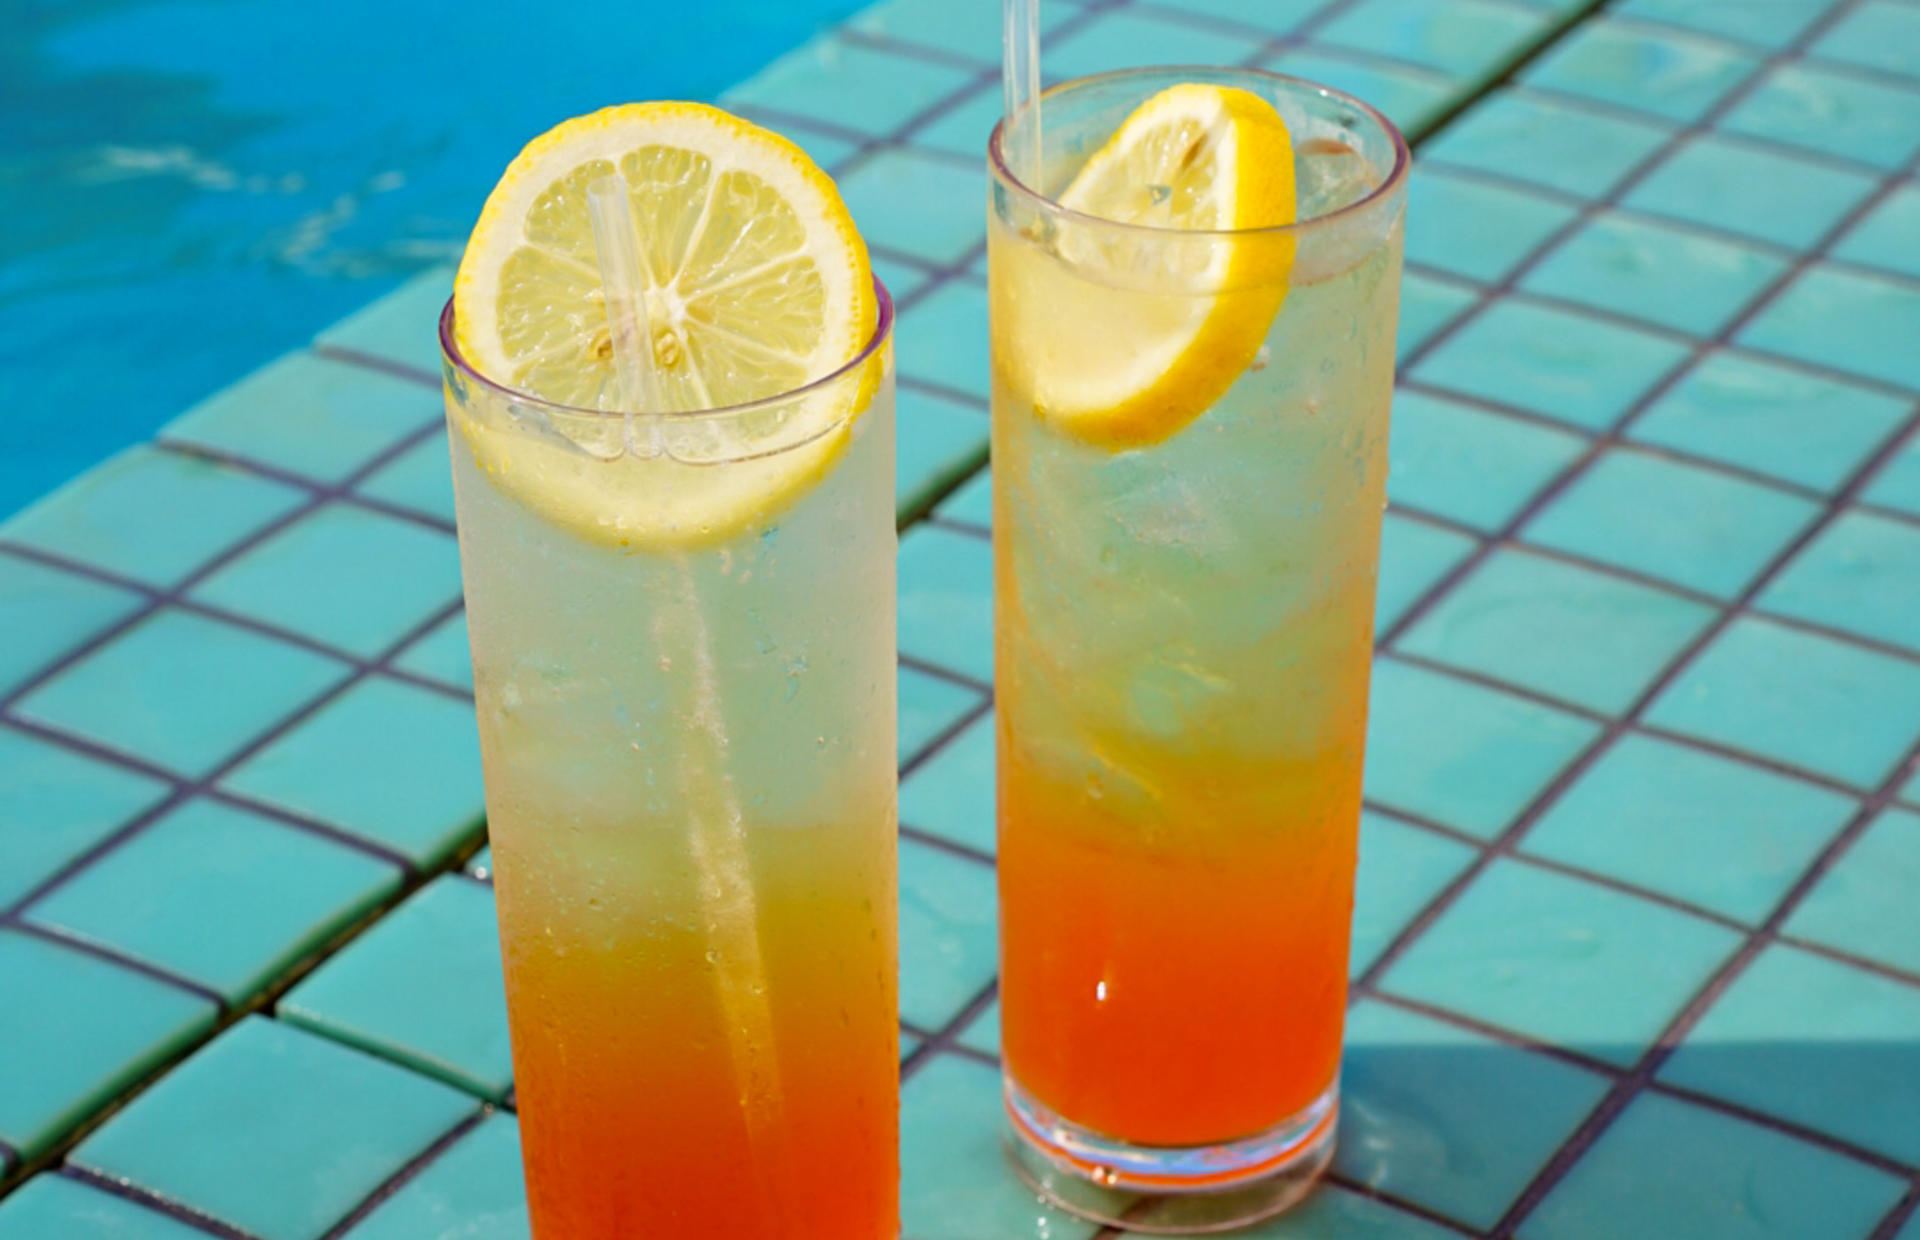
451, 102, 879, 547
993, 84, 1297, 449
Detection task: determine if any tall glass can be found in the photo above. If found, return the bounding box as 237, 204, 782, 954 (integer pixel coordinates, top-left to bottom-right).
989, 69, 1407, 1231
440, 288, 898, 1239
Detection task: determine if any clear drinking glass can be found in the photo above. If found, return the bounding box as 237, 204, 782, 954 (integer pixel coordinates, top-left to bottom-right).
989, 68, 1408, 1231
440, 287, 898, 1239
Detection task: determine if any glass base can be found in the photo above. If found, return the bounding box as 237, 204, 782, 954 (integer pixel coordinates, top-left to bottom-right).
1003, 1074, 1337, 1234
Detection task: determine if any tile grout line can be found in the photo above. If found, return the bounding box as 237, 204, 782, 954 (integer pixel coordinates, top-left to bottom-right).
312, 1105, 492, 1240
56, 1164, 264, 1240
0, 915, 230, 1013
899, 978, 1000, 1085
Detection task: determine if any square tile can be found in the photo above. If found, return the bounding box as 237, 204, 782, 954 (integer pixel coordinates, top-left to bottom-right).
1396, 271, 1479, 360
1315, 0, 1554, 79
898, 837, 997, 1031
1422, 90, 1673, 200
1380, 858, 1743, 1064
956, 997, 1001, 1057
1412, 299, 1693, 431
1044, 10, 1267, 81
872, 252, 935, 305
898, 523, 993, 684
0, 725, 169, 909
1153, 0, 1333, 38
1645, 616, 1920, 789
14, 609, 350, 778
910, 86, 1008, 161
1833, 182, 1920, 281
896, 280, 990, 400
1663, 943, 1920, 1166
1810, 1, 1920, 81
1523, 448, 1820, 598
189, 505, 462, 659
900, 709, 995, 854
1363, 659, 1602, 839
1349, 811, 1478, 977
24, 798, 401, 1004
841, 149, 985, 267
1261, 48, 1456, 139
1864, 430, 1920, 518
0, 928, 215, 1158
0, 1174, 211, 1240
897, 386, 988, 518
935, 467, 992, 530
1785, 806, 1920, 975
392, 610, 474, 692
0, 446, 307, 589
1719, 63, 1920, 171
71, 1016, 475, 1240
1523, 19, 1761, 122
1612, 0, 1834, 48
0, 553, 145, 698
1375, 515, 1478, 632
1522, 733, 1857, 924
164, 352, 438, 485
220, 676, 484, 867
355, 433, 456, 525
1397, 547, 1716, 714
282, 876, 510, 1100
722, 37, 975, 137
1760, 510, 1920, 651
1404, 168, 1581, 285
342, 1112, 528, 1240
1630, 351, 1911, 493
1387, 389, 1587, 531
1523, 212, 1789, 336
1525, 1091, 1906, 1240
1625, 135, 1881, 252
1740, 263, 1920, 392
1335, 999, 1612, 1230
850, 0, 1078, 63
899, 663, 984, 766
315, 267, 452, 377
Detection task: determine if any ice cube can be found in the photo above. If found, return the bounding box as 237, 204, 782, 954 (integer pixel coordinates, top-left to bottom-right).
1294, 136, 1380, 220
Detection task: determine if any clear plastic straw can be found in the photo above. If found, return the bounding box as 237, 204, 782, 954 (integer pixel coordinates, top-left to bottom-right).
1003, 0, 1042, 189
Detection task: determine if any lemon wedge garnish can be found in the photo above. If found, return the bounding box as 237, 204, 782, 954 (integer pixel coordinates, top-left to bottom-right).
993, 83, 1297, 449
451, 102, 879, 548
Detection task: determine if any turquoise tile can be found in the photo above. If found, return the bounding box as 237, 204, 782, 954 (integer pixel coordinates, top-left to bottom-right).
72, 1017, 475, 1240
1833, 183, 1920, 281
1904, 766, 1920, 807
935, 467, 992, 530
344, 1113, 528, 1240
1230, 1182, 1465, 1239
1810, 1, 1920, 81
1785, 806, 1920, 976
1397, 548, 1716, 714
1630, 351, 1910, 493
1646, 616, 1920, 789
849, 0, 1074, 64
898, 523, 993, 683
1335, 999, 1612, 1230
1381, 858, 1742, 1065
898, 837, 997, 1031
1524, 212, 1789, 336
1523, 19, 1761, 122
0, 446, 307, 589
0, 928, 215, 1157
1720, 64, 1920, 171
1364, 659, 1602, 839
1264, 48, 1456, 138
901, 1055, 1096, 1240
1396, 271, 1479, 360
190, 505, 462, 659
1411, 299, 1693, 431
0, 1175, 210, 1240
1404, 168, 1581, 285
1316, 0, 1553, 79
1161, 0, 1333, 38
1526, 1091, 1906, 1240
900, 709, 995, 854
392, 609, 474, 692
315, 267, 452, 377
1612, 0, 1834, 48
911, 86, 1007, 161
1522, 733, 1857, 925
1376, 513, 1478, 631
164, 352, 438, 485
899, 663, 983, 766
1741, 263, 1920, 392
220, 676, 484, 867
1523, 449, 1820, 598
722, 111, 861, 173
1664, 944, 1920, 1166
0, 725, 169, 908
465, 845, 493, 880
1760, 510, 1920, 651
1349, 811, 1478, 977
897, 386, 987, 517
355, 433, 456, 525
1422, 90, 1673, 200
1045, 9, 1268, 81
872, 253, 935, 307
897, 280, 989, 400
1901, 1213, 1920, 1240
1865, 430, 1920, 518
25, 799, 401, 1004
842, 149, 985, 267
1387, 388, 1586, 531
0, 553, 145, 697
1625, 135, 1881, 251
14, 609, 350, 778
722, 37, 974, 138
282, 876, 510, 1100
956, 997, 1001, 1057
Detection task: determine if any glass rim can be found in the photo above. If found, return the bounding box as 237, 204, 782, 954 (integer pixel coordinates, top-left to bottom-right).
987, 64, 1411, 241
437, 275, 895, 421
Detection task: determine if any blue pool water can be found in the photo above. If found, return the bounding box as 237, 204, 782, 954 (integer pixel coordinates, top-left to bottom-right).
1, 0, 866, 518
